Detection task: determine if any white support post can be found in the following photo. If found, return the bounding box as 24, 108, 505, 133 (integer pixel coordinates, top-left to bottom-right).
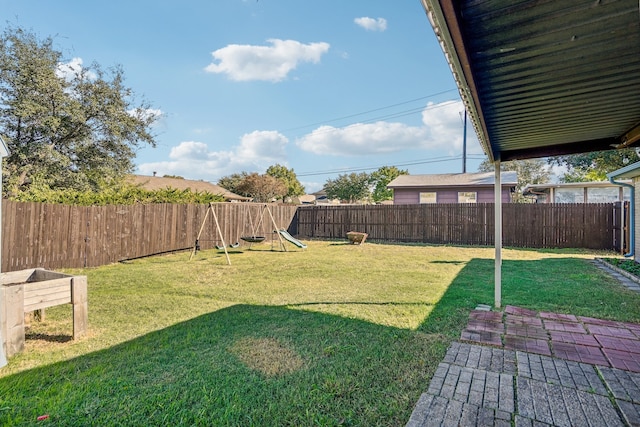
494, 161, 502, 309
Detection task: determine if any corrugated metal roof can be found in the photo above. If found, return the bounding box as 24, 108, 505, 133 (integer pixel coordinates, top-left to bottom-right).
421, 0, 640, 162
388, 171, 517, 188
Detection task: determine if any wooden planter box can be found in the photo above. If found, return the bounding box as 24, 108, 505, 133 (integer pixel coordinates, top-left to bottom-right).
1, 268, 88, 358
346, 231, 368, 245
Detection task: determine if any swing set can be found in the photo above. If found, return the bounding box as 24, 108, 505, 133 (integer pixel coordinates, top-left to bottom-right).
189, 203, 293, 265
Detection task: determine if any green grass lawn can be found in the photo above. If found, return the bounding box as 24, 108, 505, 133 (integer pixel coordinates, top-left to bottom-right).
1, 241, 639, 426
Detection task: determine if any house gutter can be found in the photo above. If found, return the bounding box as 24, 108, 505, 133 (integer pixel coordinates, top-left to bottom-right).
608, 175, 634, 258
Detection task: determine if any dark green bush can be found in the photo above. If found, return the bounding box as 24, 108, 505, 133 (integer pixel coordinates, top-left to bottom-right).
10, 183, 225, 206
603, 258, 640, 277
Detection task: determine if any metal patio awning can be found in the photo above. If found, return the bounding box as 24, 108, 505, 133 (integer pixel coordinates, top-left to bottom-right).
421, 0, 640, 162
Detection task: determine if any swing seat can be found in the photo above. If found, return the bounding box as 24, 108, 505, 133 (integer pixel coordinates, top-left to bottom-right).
241, 236, 265, 243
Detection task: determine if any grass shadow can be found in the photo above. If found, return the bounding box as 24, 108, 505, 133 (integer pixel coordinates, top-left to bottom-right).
0, 305, 448, 426
24, 333, 73, 344
288, 301, 433, 307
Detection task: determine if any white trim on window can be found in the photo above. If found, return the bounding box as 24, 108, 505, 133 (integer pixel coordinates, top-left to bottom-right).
457, 191, 477, 203
419, 192, 437, 204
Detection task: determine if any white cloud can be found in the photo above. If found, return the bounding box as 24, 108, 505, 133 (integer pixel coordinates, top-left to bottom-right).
55, 57, 97, 81
170, 141, 212, 160
296, 122, 427, 156
296, 100, 480, 157
422, 101, 484, 155
354, 17, 387, 32
204, 39, 330, 82
236, 130, 287, 162
137, 131, 289, 181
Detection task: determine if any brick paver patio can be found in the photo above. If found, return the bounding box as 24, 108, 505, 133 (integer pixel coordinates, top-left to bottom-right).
408, 263, 640, 426
459, 305, 640, 372
408, 305, 640, 426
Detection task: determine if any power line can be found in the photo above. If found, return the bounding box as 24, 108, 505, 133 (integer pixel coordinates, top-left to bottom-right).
296, 154, 485, 177
292, 101, 459, 140
281, 89, 459, 134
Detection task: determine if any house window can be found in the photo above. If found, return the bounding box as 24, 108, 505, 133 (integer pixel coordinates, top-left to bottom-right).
458, 192, 477, 203
554, 188, 584, 203
586, 187, 619, 203
419, 192, 437, 204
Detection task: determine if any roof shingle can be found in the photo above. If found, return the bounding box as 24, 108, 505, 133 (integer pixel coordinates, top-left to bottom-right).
127, 175, 250, 201
387, 171, 517, 188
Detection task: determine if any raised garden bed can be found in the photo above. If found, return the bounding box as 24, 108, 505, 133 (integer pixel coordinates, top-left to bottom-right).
1, 268, 87, 357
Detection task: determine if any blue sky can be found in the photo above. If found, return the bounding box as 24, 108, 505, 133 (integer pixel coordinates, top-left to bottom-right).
2, 0, 488, 192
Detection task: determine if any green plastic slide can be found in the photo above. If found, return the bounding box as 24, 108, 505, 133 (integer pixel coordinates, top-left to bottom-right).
278, 230, 307, 249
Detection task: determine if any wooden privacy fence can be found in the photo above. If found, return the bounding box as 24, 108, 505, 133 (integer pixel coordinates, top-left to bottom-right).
2, 201, 298, 272
294, 203, 618, 250
2, 201, 620, 272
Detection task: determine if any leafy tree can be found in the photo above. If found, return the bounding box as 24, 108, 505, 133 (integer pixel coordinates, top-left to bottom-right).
236, 173, 287, 203
266, 163, 305, 202
369, 166, 408, 202
478, 158, 551, 203
547, 148, 637, 182
0, 26, 158, 196
324, 172, 371, 203
218, 172, 249, 196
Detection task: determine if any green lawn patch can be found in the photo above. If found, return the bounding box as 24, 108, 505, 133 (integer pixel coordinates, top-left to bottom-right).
1, 241, 638, 426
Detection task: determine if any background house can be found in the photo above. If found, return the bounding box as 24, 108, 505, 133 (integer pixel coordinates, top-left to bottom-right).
290, 194, 316, 205
523, 181, 631, 204
388, 171, 517, 205
310, 189, 340, 205
127, 175, 250, 202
